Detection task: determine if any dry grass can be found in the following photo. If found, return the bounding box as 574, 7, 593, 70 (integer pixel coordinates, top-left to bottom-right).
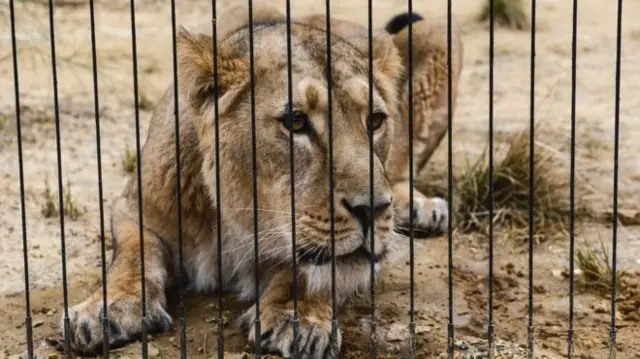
122, 144, 137, 174
41, 175, 57, 218
576, 238, 631, 297
477, 0, 530, 30
41, 174, 85, 220
453, 128, 579, 242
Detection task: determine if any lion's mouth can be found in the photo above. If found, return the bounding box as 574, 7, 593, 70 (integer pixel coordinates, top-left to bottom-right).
297, 245, 387, 266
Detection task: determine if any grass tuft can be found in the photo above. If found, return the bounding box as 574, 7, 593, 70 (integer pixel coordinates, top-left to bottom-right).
122, 144, 138, 174
63, 180, 84, 220
41, 175, 57, 218
477, 0, 530, 30
576, 239, 630, 297
453, 128, 579, 242
41, 174, 85, 220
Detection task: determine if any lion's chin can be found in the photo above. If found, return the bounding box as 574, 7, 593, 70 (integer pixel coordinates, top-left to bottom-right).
297, 243, 389, 266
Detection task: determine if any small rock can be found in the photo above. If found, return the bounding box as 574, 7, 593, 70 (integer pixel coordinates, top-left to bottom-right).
33, 320, 44, 328
148, 343, 160, 357
415, 325, 430, 334
551, 269, 563, 279
385, 322, 407, 342
591, 301, 608, 314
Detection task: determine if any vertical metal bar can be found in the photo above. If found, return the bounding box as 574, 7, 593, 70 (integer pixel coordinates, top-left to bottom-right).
487, 0, 495, 357
47, 0, 72, 356
527, 0, 537, 358
325, 0, 339, 351
366, 0, 377, 358
211, 1, 224, 358
608, 1, 623, 358
284, 0, 300, 357
567, 0, 578, 357
88, 0, 110, 356
169, 0, 186, 357
407, 0, 416, 357
247, 1, 261, 357
446, 0, 455, 357
9, 0, 34, 357
128, 0, 148, 357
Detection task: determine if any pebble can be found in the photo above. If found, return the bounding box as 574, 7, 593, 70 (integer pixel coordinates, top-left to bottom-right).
551, 269, 563, 279
148, 343, 160, 357
385, 322, 407, 342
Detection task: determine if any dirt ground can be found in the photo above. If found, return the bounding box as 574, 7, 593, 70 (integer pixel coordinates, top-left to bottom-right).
1, 0, 640, 358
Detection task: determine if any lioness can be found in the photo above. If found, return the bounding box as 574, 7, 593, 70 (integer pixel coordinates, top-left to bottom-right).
62, 4, 463, 358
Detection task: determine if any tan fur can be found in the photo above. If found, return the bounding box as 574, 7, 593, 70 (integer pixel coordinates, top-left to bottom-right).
62, 4, 463, 358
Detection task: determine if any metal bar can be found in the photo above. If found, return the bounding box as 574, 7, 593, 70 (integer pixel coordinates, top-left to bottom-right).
527, 0, 537, 357
325, 0, 339, 350
47, 0, 72, 355
608, 0, 624, 357
407, 0, 416, 357
487, 0, 496, 357
367, 0, 377, 357
247, 1, 261, 356
284, 0, 301, 357
446, 0, 455, 356
88, 0, 110, 356
9, 0, 35, 356
128, 0, 148, 356
211, 1, 224, 357
567, 0, 578, 357
169, 0, 187, 356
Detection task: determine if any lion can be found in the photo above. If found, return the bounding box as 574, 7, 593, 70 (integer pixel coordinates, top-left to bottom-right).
61, 4, 463, 358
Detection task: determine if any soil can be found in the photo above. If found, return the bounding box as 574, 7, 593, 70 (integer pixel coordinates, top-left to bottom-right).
1, 0, 639, 358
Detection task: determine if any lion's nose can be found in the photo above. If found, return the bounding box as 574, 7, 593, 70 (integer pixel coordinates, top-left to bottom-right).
341, 196, 392, 234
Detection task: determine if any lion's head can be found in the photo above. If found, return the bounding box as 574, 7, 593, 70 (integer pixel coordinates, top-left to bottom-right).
176, 20, 403, 266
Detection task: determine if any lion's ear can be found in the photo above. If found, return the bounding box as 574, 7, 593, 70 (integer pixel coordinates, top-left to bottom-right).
370, 30, 403, 82
177, 27, 249, 108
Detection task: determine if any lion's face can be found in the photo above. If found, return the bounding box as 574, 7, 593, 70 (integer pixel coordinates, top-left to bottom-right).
178, 23, 402, 265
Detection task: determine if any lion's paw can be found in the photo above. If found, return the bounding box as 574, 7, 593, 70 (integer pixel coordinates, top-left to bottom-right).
395, 195, 448, 238
240, 304, 341, 359
63, 294, 172, 355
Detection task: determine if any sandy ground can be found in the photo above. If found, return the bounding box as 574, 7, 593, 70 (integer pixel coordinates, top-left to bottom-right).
1, 0, 640, 357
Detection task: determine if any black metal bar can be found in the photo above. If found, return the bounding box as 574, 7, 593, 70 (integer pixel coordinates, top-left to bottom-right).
567, 0, 578, 357
367, 0, 377, 358
247, 1, 261, 356
527, 0, 537, 358
128, 0, 148, 357
325, 0, 339, 350
169, 0, 187, 357
446, 0, 455, 356
284, 0, 300, 357
47, 0, 72, 356
609, 1, 623, 358
211, 2, 224, 358
407, 0, 416, 356
9, 0, 34, 357
88, 0, 110, 356
487, 0, 495, 357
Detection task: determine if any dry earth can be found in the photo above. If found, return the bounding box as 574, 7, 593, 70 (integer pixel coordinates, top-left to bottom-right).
1, 0, 640, 358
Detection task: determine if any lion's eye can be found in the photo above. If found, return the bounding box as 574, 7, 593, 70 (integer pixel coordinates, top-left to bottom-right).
284, 112, 310, 133
368, 112, 387, 132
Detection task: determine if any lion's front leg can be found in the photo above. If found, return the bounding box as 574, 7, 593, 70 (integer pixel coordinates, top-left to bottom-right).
239, 270, 341, 359
62, 213, 173, 355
